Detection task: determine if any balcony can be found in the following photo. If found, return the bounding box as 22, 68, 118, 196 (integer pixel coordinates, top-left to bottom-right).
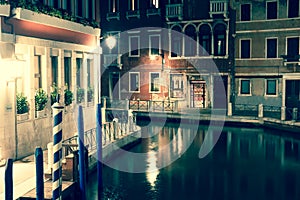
146, 8, 161, 17
106, 12, 120, 21
209, 0, 228, 18
166, 4, 183, 21
104, 54, 122, 69
126, 10, 140, 19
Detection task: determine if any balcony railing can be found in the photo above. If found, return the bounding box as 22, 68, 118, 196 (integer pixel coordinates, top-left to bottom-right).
126, 10, 140, 19
146, 8, 161, 17
209, 0, 228, 18
166, 4, 183, 20
106, 12, 120, 21
104, 54, 122, 68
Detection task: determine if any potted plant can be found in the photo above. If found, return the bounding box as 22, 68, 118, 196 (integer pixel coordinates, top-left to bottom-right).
16, 93, 29, 121
87, 87, 94, 103
35, 88, 48, 117
77, 87, 85, 104
64, 88, 73, 106
50, 83, 60, 105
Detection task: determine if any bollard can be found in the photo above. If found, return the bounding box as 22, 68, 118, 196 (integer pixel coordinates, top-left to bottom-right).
47, 142, 53, 171
227, 102, 232, 116
96, 104, 103, 196
292, 108, 298, 121
35, 147, 44, 200
78, 105, 86, 200
52, 102, 64, 200
281, 106, 286, 121
5, 158, 13, 200
258, 104, 263, 118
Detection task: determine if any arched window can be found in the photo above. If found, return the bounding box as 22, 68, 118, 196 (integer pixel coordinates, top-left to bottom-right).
214, 24, 226, 56
199, 24, 212, 56
171, 26, 183, 57
184, 25, 197, 57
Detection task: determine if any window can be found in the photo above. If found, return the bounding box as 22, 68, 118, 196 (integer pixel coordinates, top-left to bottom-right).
214, 24, 226, 56
149, 35, 160, 56
76, 0, 83, 16
150, 0, 159, 8
76, 58, 83, 88
241, 4, 251, 21
129, 0, 139, 10
170, 74, 184, 98
288, 0, 299, 18
34, 55, 42, 89
266, 38, 277, 58
129, 72, 140, 92
240, 80, 251, 95
109, 0, 119, 12
87, 0, 94, 19
87, 59, 94, 102
150, 72, 160, 92
266, 80, 277, 95
64, 57, 71, 89
267, 1, 277, 19
199, 25, 212, 56
287, 37, 299, 61
184, 25, 197, 57
171, 26, 182, 57
63, 0, 72, 11
240, 39, 251, 58
51, 56, 58, 86
129, 36, 140, 57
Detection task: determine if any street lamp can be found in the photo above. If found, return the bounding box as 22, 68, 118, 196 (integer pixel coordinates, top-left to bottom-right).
106, 36, 117, 50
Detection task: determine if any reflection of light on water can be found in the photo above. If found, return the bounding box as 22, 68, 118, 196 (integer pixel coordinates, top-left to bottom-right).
146, 151, 159, 188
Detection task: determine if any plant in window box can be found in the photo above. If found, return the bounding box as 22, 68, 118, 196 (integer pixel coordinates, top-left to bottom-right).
50, 83, 60, 105
64, 87, 74, 106
35, 88, 48, 117
77, 87, 85, 104
16, 93, 29, 121
87, 87, 94, 103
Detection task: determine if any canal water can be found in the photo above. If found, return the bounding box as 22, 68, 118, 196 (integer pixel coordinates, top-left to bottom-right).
87, 121, 300, 200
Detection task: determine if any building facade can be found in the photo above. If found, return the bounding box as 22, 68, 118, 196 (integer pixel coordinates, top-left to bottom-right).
0, 0, 101, 159
100, 0, 233, 110
234, 0, 300, 119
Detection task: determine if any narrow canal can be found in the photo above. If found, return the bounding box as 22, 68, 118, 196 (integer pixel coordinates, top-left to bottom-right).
87, 121, 300, 200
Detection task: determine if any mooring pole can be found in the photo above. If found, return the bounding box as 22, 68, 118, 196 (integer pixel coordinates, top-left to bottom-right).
5, 158, 13, 200
78, 105, 86, 200
96, 103, 103, 198
35, 147, 44, 200
52, 102, 64, 200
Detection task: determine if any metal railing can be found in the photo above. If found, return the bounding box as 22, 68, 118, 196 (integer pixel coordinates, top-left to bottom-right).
263, 105, 281, 119
233, 104, 258, 117
166, 4, 183, 19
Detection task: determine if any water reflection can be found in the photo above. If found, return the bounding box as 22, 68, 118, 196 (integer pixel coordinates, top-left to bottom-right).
88, 122, 300, 200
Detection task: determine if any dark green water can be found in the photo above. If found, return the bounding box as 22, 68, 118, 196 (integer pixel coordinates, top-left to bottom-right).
87, 122, 300, 200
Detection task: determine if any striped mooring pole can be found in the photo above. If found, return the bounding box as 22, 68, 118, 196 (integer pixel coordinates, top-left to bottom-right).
52, 102, 64, 200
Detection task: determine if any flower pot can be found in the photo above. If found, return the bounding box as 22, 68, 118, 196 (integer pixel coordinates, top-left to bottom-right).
36, 110, 46, 118
17, 113, 29, 121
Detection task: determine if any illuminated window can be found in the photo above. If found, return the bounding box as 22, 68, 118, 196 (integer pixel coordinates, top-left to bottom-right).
109, 0, 119, 12
150, 0, 159, 8
199, 24, 212, 55
129, 0, 139, 10
150, 72, 160, 92
64, 57, 71, 89
34, 55, 42, 89
51, 56, 58, 85
129, 72, 140, 92
214, 24, 226, 56
149, 35, 160, 56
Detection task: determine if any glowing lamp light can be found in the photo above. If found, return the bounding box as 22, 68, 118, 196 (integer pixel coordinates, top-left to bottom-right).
106, 36, 117, 50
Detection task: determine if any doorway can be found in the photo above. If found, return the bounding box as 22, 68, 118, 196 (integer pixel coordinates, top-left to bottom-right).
190, 81, 206, 108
